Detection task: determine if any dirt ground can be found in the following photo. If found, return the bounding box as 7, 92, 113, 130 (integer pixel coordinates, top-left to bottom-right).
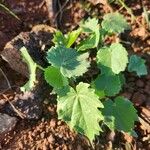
0, 0, 150, 149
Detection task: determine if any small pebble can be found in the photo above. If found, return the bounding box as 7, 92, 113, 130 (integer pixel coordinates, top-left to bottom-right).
40, 132, 45, 138
50, 119, 56, 128
48, 135, 55, 144
132, 92, 146, 106
136, 79, 145, 88
57, 121, 62, 126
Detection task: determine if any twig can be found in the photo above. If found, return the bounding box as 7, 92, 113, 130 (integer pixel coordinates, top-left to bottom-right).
54, 0, 70, 26
117, 0, 142, 26
0, 67, 11, 89
2, 94, 25, 119
0, 3, 20, 20
8, 100, 26, 119
0, 85, 19, 95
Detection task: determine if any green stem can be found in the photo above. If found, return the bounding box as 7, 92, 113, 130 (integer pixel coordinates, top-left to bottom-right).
37, 65, 45, 71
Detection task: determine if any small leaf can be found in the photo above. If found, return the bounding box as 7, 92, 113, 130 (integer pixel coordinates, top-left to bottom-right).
93, 74, 122, 96
57, 82, 104, 142
80, 18, 99, 33
77, 18, 100, 51
20, 47, 37, 92
53, 29, 81, 48
46, 46, 90, 78
44, 66, 68, 88
102, 12, 129, 34
102, 96, 138, 132
66, 29, 82, 48
128, 55, 147, 77
97, 43, 128, 74
53, 30, 67, 46
77, 33, 98, 51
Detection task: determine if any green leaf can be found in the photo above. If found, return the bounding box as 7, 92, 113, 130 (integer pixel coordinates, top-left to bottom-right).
46, 46, 90, 78
80, 18, 99, 33
77, 33, 97, 51
97, 43, 128, 74
77, 18, 100, 51
102, 96, 138, 132
53, 30, 67, 46
44, 66, 68, 88
128, 55, 147, 77
20, 47, 37, 92
57, 82, 104, 141
66, 29, 82, 48
93, 74, 122, 96
53, 86, 70, 97
53, 29, 81, 48
102, 12, 129, 34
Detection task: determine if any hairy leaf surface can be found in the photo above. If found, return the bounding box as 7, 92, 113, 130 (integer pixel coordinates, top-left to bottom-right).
46, 46, 90, 78
57, 82, 104, 141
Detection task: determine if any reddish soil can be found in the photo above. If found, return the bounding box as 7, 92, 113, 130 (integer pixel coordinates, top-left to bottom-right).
0, 0, 150, 149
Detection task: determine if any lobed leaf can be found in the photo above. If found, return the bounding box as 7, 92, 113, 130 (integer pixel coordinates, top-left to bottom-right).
102, 96, 138, 132
77, 18, 100, 51
128, 55, 147, 77
102, 12, 129, 34
57, 82, 104, 142
46, 46, 90, 78
97, 43, 128, 74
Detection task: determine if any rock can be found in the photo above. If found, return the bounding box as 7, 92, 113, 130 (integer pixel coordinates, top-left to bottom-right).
1, 25, 55, 78
40, 132, 45, 139
0, 31, 9, 50
132, 92, 146, 106
0, 113, 17, 136
2, 91, 43, 120
50, 119, 57, 128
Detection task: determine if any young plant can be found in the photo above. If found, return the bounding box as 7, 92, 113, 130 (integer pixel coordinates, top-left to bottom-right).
20, 12, 147, 143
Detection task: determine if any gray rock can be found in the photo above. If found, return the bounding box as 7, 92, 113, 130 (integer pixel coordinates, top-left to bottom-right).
3, 91, 43, 120
1, 25, 54, 78
0, 113, 17, 135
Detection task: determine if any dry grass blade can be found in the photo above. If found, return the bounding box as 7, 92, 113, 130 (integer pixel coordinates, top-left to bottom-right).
0, 3, 20, 20
2, 94, 25, 119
